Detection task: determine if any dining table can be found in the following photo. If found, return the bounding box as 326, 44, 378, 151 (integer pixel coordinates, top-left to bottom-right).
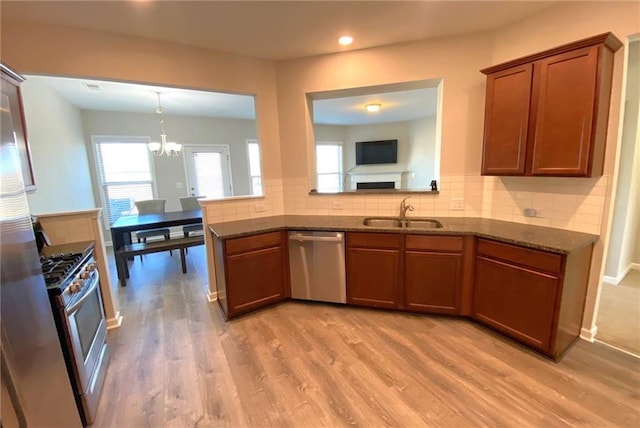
110, 209, 203, 282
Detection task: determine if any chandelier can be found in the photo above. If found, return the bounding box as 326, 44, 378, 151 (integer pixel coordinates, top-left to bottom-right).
147, 92, 181, 156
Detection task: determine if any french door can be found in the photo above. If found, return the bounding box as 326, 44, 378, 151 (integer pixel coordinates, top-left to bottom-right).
184, 145, 232, 198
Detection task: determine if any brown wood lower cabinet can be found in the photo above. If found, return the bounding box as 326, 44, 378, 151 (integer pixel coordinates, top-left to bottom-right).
213, 227, 594, 360
347, 233, 401, 309
472, 239, 593, 359
404, 235, 464, 315
213, 231, 288, 319
473, 256, 558, 351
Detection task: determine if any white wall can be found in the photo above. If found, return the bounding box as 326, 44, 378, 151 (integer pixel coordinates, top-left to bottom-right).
81, 110, 257, 212
20, 78, 96, 214
408, 116, 437, 189
605, 39, 640, 280
313, 124, 345, 142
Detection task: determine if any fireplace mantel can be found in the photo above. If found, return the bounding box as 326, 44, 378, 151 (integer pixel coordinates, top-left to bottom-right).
347, 171, 408, 190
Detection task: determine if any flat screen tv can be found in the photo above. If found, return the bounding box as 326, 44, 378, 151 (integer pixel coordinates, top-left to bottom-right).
355, 140, 398, 165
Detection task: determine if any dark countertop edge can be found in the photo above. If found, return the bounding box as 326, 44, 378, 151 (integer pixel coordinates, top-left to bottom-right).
309, 190, 439, 195
208, 216, 599, 255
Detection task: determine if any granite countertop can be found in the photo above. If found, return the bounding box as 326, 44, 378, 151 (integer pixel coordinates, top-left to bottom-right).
209, 215, 598, 254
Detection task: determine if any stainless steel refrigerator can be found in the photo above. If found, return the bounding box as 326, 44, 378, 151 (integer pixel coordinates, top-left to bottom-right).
1, 68, 82, 427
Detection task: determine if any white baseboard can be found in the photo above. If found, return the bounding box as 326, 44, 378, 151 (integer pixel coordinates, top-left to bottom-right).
106, 311, 123, 329
580, 325, 598, 342
603, 263, 640, 285
207, 291, 218, 302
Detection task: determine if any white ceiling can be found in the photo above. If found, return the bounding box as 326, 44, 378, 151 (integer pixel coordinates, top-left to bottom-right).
26, 75, 258, 119
4, 1, 558, 122
313, 87, 438, 125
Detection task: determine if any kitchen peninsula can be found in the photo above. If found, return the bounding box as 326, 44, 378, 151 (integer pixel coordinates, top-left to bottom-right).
210, 215, 597, 360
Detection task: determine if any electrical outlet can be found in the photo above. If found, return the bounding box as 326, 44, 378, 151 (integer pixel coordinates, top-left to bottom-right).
450, 198, 464, 211
254, 204, 266, 212
175, 182, 183, 189
331, 201, 343, 210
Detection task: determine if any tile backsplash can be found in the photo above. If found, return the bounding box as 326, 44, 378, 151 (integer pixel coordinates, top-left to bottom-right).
203, 175, 607, 235
202, 178, 284, 222
282, 175, 608, 235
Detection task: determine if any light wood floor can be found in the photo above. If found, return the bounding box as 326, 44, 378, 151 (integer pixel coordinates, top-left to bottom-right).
93, 247, 640, 427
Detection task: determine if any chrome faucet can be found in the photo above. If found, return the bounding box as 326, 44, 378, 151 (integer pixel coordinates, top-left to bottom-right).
399, 196, 414, 221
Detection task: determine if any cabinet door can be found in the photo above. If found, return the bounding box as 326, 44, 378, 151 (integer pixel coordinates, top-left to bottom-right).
405, 251, 461, 314
347, 247, 400, 309
481, 63, 533, 175
473, 256, 559, 352
531, 46, 598, 176
225, 246, 286, 317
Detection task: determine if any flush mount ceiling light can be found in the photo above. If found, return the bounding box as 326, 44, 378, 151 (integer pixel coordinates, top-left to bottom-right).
338, 35, 354, 46
147, 93, 182, 157
365, 103, 381, 112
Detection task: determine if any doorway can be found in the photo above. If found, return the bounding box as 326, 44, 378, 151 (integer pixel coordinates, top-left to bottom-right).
596, 36, 640, 356
183, 145, 232, 198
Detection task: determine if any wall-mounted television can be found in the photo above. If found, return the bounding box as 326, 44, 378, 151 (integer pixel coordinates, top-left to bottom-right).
355, 140, 398, 165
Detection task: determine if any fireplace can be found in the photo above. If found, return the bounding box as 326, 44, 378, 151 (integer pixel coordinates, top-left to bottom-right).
356, 181, 395, 190
348, 171, 407, 190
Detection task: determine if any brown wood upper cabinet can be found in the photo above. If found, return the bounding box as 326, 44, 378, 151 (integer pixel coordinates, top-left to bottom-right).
1, 63, 36, 190
481, 33, 622, 177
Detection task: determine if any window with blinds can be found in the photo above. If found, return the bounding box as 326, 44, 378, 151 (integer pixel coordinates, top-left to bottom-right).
93, 136, 155, 227
316, 142, 343, 192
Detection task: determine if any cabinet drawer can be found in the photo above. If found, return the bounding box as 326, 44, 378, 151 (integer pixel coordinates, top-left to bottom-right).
347, 232, 401, 249
225, 231, 282, 255
477, 239, 563, 273
406, 235, 463, 252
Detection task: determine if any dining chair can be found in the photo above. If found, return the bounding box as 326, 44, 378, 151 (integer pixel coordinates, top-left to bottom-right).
134, 199, 172, 257
179, 196, 204, 238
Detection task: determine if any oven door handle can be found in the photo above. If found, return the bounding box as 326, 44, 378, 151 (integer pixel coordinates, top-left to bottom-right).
66, 271, 100, 315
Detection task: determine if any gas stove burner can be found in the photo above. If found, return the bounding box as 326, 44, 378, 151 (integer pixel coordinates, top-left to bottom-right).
41, 252, 83, 263
39, 242, 96, 294
39, 251, 88, 290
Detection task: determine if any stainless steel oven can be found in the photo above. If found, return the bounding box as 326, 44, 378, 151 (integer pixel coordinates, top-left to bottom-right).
60, 264, 109, 425
41, 242, 110, 426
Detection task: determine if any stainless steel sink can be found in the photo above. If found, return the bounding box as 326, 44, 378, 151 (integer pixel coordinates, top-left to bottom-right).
362, 217, 443, 229
362, 217, 403, 228
405, 218, 443, 229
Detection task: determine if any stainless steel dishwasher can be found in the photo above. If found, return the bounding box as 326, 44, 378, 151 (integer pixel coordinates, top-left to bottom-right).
288, 231, 346, 303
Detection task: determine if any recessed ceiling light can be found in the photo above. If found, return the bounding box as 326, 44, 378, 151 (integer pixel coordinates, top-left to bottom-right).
338, 36, 354, 46
365, 103, 381, 112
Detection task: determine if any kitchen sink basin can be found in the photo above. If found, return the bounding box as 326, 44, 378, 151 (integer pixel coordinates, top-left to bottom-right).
405, 218, 443, 229
362, 217, 443, 229
362, 217, 404, 228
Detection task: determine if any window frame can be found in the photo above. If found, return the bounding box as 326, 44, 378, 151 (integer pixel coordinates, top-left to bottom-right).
182, 143, 234, 198
246, 139, 263, 196
315, 141, 344, 192
92, 135, 158, 230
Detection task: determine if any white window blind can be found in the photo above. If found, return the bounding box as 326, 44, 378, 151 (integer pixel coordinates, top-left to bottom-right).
247, 140, 263, 196
94, 137, 155, 227
316, 142, 343, 192
193, 151, 225, 199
